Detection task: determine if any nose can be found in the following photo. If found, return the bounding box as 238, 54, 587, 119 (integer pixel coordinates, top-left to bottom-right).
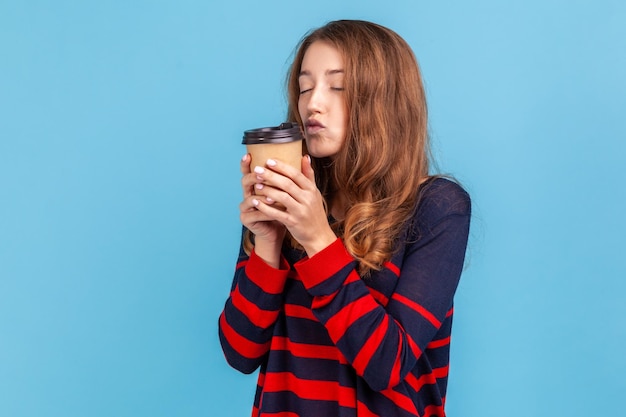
306, 87, 325, 114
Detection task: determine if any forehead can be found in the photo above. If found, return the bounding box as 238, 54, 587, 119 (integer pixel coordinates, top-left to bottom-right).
300, 41, 344, 75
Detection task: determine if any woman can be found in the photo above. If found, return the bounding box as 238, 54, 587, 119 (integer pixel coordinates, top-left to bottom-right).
219, 20, 471, 417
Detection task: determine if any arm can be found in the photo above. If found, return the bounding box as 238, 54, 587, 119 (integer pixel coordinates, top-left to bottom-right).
219, 154, 291, 373
218, 231, 290, 374
239, 153, 287, 268
295, 182, 471, 391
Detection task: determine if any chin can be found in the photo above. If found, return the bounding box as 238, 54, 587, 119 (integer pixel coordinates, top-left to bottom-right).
308, 148, 335, 159
306, 143, 337, 159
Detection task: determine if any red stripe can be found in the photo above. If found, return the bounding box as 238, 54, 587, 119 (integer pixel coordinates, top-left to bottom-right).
445, 307, 454, 318
257, 370, 265, 386
357, 401, 380, 417
219, 313, 269, 359
383, 261, 400, 277
311, 288, 340, 310
392, 293, 441, 328
395, 320, 423, 360
323, 296, 379, 343
423, 403, 446, 417
368, 286, 389, 307
427, 336, 451, 350
271, 336, 347, 363
405, 332, 422, 359
389, 335, 403, 387
262, 372, 356, 408
236, 260, 247, 270
261, 413, 300, 417
381, 387, 419, 416
245, 251, 289, 294
284, 303, 317, 321
384, 320, 424, 387
254, 373, 264, 416
405, 366, 449, 393
294, 238, 354, 290
309, 269, 360, 311
344, 270, 361, 284
352, 315, 389, 376
230, 286, 279, 328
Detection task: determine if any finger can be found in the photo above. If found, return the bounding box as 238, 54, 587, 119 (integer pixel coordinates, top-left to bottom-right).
254, 183, 293, 211
240, 196, 282, 226
239, 196, 255, 213
301, 155, 315, 183
252, 183, 279, 204
242, 152, 269, 199
254, 159, 315, 200
241, 174, 259, 199
241, 192, 284, 213
249, 194, 292, 223
242, 172, 258, 188
240, 153, 251, 175
264, 158, 314, 191
241, 154, 256, 198
253, 165, 302, 205
240, 206, 276, 225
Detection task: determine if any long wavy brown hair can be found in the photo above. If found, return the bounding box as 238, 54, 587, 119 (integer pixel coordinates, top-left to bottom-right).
245, 20, 431, 275
287, 20, 431, 274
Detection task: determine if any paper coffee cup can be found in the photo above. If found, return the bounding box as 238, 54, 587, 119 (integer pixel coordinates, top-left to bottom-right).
242, 122, 304, 172
242, 122, 304, 207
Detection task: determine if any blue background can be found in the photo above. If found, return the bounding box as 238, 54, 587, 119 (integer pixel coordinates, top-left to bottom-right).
1, 1, 625, 416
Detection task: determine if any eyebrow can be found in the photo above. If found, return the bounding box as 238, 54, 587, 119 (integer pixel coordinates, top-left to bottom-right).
298, 69, 345, 78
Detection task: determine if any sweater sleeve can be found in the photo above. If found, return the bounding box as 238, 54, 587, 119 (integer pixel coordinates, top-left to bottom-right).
218, 233, 290, 374
294, 181, 471, 391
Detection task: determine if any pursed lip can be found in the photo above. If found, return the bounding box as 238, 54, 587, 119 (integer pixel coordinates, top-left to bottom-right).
305, 118, 325, 133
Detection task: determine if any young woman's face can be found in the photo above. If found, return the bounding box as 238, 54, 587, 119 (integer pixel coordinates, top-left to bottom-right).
298, 41, 347, 159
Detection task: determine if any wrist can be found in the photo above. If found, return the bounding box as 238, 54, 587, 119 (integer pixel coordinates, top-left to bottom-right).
253, 237, 283, 268
302, 230, 337, 258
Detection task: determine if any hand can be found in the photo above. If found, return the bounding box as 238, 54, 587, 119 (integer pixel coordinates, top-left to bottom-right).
251, 156, 337, 257
239, 154, 286, 266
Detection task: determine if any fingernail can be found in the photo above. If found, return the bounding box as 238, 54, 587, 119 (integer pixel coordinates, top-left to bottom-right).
266, 197, 274, 203
266, 159, 277, 167
306, 155, 311, 164
241, 154, 248, 162
255, 183, 264, 190
254, 166, 265, 174
252, 199, 259, 207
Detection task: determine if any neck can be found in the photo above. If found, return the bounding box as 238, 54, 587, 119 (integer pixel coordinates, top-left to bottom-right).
330, 193, 347, 221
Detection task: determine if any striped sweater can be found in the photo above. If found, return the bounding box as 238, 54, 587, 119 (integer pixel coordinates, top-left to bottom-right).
219, 178, 471, 417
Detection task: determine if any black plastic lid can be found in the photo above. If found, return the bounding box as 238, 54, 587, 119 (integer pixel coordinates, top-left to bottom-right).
242, 122, 303, 145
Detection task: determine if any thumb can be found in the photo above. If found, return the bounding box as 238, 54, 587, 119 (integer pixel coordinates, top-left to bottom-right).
302, 155, 315, 182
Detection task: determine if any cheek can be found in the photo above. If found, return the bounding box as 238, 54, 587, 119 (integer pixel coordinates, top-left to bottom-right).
333, 97, 347, 120
336, 104, 348, 131
297, 97, 306, 117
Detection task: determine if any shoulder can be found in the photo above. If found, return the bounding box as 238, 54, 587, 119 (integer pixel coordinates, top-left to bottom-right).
397, 177, 471, 247
401, 177, 471, 243
386, 177, 470, 260
415, 177, 471, 220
